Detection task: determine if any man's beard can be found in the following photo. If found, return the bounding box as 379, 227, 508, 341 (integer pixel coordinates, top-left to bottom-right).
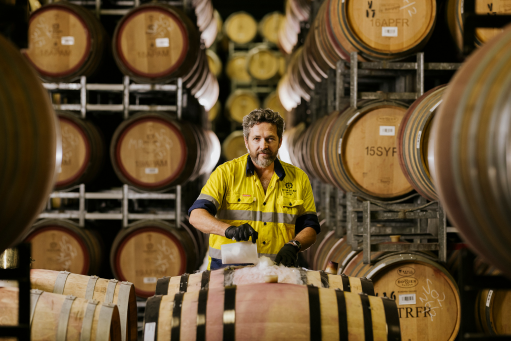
248, 148, 278, 168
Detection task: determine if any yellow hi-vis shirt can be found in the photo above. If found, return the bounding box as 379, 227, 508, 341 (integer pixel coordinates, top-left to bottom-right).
188, 154, 320, 270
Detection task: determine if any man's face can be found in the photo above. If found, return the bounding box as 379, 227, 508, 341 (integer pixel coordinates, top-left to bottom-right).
245, 122, 282, 168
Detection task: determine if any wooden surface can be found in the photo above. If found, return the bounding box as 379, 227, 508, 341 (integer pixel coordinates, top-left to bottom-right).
247, 47, 280, 81
225, 90, 261, 123
344, 252, 461, 341
221, 131, 247, 161
0, 35, 58, 251
397, 85, 446, 201
431, 27, 511, 277
224, 11, 257, 44
30, 269, 138, 341
147, 283, 396, 341
326, 0, 436, 61
259, 12, 284, 44
23, 219, 102, 275
0, 287, 121, 341
226, 53, 251, 82
110, 220, 197, 298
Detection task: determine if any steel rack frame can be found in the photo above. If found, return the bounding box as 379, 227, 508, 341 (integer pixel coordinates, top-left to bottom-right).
0, 244, 31, 340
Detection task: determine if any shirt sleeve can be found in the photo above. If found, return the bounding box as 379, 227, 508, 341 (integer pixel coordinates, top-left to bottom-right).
295, 174, 321, 234
188, 165, 227, 217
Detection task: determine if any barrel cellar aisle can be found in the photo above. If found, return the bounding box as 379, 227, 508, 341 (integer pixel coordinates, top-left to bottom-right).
0, 0, 510, 341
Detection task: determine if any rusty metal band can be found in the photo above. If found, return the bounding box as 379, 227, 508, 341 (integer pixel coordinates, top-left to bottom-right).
180, 274, 190, 292
223, 285, 237, 341
144, 295, 163, 341
335, 289, 349, 341
155, 277, 170, 295
200, 270, 211, 290
360, 277, 375, 296
341, 274, 351, 292
381, 296, 402, 341
308, 285, 322, 341
171, 292, 185, 340
196, 289, 208, 341
319, 271, 330, 288
359, 293, 374, 341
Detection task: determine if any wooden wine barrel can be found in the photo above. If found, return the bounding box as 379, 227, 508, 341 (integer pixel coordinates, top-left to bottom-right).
206, 49, 222, 78
224, 11, 257, 44
259, 12, 284, 44
225, 90, 261, 124
446, 0, 511, 52
431, 27, 511, 277
55, 111, 104, 190
222, 131, 247, 161
144, 283, 400, 341
246, 46, 281, 81
112, 3, 200, 84
0, 287, 121, 341
0, 35, 58, 252
213, 10, 224, 43
397, 85, 446, 201
277, 15, 296, 54
476, 286, 511, 335
25, 2, 107, 82
208, 100, 221, 122
110, 113, 215, 191
312, 230, 337, 270
110, 220, 197, 298
193, 0, 214, 33
283, 122, 306, 168
201, 14, 218, 49
286, 47, 313, 102
22, 219, 103, 275
308, 0, 338, 73
226, 52, 251, 82
324, 100, 414, 200
277, 73, 300, 111
263, 91, 288, 117
30, 269, 137, 341
344, 251, 461, 341
314, 235, 357, 274
155, 267, 375, 296
325, 0, 436, 61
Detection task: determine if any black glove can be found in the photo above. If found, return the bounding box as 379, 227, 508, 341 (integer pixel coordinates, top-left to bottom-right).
274, 243, 299, 267
224, 223, 258, 243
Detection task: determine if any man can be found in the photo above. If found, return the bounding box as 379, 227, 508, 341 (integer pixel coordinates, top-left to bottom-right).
188, 108, 320, 270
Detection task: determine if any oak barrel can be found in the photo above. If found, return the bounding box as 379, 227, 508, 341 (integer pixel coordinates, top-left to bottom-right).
25, 2, 107, 82
263, 91, 288, 117
30, 268, 137, 341
246, 45, 281, 81
0, 286, 121, 341
344, 251, 461, 341
0, 35, 58, 252
325, 0, 437, 61
225, 90, 261, 124
206, 49, 222, 78
324, 101, 414, 200
397, 85, 446, 201
155, 267, 374, 296
221, 131, 247, 161
56, 111, 104, 190
446, 0, 511, 52
112, 3, 200, 84
144, 283, 400, 341
110, 220, 198, 298
225, 52, 251, 82
224, 11, 258, 44
208, 100, 221, 122
258, 12, 284, 44
22, 219, 103, 275
430, 27, 511, 277
314, 234, 357, 274
110, 113, 219, 191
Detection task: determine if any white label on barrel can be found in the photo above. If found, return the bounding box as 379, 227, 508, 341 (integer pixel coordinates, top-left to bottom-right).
156, 38, 169, 47
144, 322, 156, 341
416, 131, 422, 149
145, 168, 159, 174
61, 36, 75, 45
430, 100, 443, 112
486, 290, 493, 307
143, 277, 157, 284
399, 294, 416, 305
382, 27, 398, 37
380, 126, 395, 136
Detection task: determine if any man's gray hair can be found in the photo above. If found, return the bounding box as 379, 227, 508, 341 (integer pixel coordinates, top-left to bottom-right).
242, 108, 285, 140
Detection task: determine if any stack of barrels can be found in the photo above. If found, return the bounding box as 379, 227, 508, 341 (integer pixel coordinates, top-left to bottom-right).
278, 0, 310, 54
0, 268, 138, 341
25, 2, 219, 111
141, 266, 401, 341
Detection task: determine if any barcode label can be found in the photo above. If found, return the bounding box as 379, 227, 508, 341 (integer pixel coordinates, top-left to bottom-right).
382, 27, 398, 37
143, 277, 157, 284
416, 131, 422, 149
399, 294, 416, 305
144, 322, 156, 341
145, 168, 159, 174
61, 36, 75, 45
155, 38, 169, 47
486, 290, 493, 307
380, 126, 395, 136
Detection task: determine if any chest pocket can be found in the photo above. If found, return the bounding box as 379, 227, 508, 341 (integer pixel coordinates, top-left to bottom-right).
278, 197, 303, 217
224, 194, 255, 222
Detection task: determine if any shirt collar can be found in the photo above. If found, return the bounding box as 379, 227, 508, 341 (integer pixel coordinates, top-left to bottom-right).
246, 154, 286, 181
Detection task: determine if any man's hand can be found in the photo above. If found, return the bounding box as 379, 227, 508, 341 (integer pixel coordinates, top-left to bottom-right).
274, 243, 298, 267
224, 223, 258, 243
